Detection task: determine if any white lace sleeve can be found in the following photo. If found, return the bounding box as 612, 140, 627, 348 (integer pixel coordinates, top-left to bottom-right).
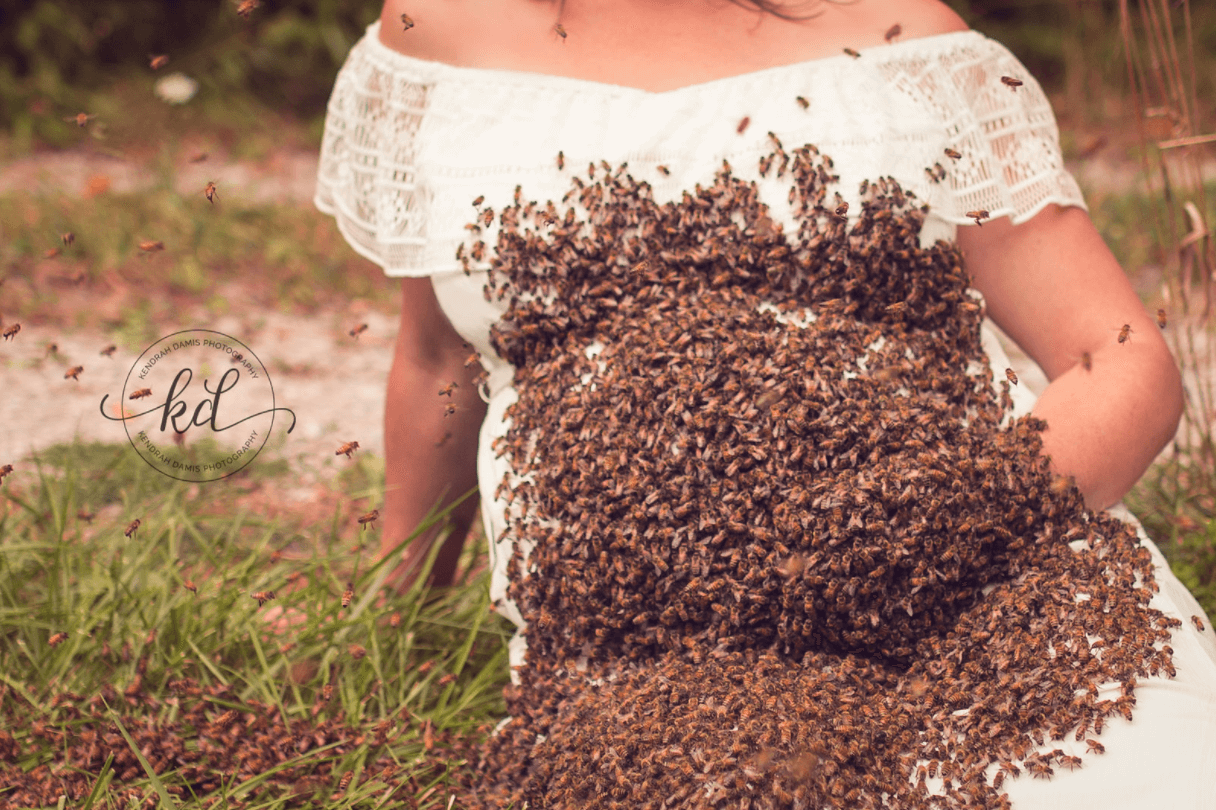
931, 38, 1087, 227
313, 24, 435, 277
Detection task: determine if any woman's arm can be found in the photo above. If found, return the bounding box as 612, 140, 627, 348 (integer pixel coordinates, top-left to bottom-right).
958, 204, 1183, 511
382, 277, 487, 591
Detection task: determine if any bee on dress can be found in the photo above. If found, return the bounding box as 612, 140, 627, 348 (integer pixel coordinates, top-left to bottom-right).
349, 323, 368, 339
1085, 739, 1105, 755
401, 13, 414, 30
64, 113, 97, 128
129, 388, 153, 400
358, 509, 380, 530
236, 0, 261, 20
554, 23, 567, 41
124, 518, 140, 538
844, 47, 861, 58
1001, 76, 1024, 89
1005, 368, 1018, 386
835, 202, 849, 218
101, 344, 117, 357
336, 441, 360, 458
252, 590, 276, 607
1157, 308, 1167, 329
342, 582, 354, 609
944, 147, 962, 160
2, 324, 20, 341
966, 209, 990, 226
138, 240, 164, 253
657, 165, 671, 176
1192, 615, 1206, 632
557, 151, 565, 170
884, 23, 902, 42
65, 366, 84, 380
1117, 324, 1133, 344
49, 632, 68, 647
438, 382, 458, 397
204, 182, 218, 203
737, 116, 751, 135
149, 54, 169, 70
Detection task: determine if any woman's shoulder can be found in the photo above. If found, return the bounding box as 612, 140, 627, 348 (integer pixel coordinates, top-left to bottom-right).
872, 0, 970, 40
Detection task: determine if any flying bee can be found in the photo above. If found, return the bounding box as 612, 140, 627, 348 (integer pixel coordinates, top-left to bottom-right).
795, 95, 809, 110
1117, 324, 1133, 344
438, 382, 458, 397
1005, 368, 1018, 386
464, 352, 481, 368
358, 509, 380, 530
49, 632, 68, 647
236, 0, 261, 20
138, 240, 164, 253
0, 464, 12, 483
657, 165, 670, 176
101, 344, 117, 357
342, 582, 354, 609
835, 202, 849, 218
737, 116, 750, 134
184, 580, 198, 595
944, 147, 962, 160
1157, 308, 1167, 329
61, 232, 74, 246
1192, 615, 1206, 632
2, 324, 20, 341
349, 323, 368, 339
336, 441, 360, 458
149, 54, 169, 70
557, 151, 565, 170
252, 590, 276, 607
400, 13, 414, 30
966, 209, 990, 226
129, 388, 153, 400
1001, 75, 1024, 89
65, 366, 84, 380
884, 23, 902, 42
204, 181, 218, 203
64, 113, 98, 128
554, 22, 567, 41
124, 519, 141, 538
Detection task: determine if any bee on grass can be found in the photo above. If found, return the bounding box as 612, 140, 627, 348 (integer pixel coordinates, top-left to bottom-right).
338, 771, 354, 792
358, 509, 380, 530
204, 181, 218, 203
76, 509, 94, 522
390, 612, 401, 628
49, 632, 68, 647
124, 519, 141, 538
336, 441, 360, 458
101, 345, 117, 357
2, 324, 20, 341
342, 582, 354, 609
348, 644, 366, 660
252, 590, 276, 607
149, 54, 169, 70
401, 13, 414, 30
65, 366, 84, 380
129, 388, 153, 400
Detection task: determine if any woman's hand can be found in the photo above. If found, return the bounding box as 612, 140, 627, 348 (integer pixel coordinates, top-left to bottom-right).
958, 204, 1183, 511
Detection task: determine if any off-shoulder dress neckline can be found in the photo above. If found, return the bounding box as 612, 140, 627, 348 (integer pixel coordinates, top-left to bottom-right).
367, 19, 984, 98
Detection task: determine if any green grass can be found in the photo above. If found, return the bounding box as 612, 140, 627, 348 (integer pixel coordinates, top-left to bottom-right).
0, 440, 514, 809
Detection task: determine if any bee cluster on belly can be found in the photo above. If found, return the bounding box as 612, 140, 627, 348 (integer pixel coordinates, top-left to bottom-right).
456, 145, 1180, 809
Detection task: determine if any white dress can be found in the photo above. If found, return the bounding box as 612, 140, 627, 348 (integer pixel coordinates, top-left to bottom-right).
315, 20, 1216, 806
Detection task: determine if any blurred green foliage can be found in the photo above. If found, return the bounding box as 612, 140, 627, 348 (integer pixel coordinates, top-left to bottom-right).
1, 0, 381, 148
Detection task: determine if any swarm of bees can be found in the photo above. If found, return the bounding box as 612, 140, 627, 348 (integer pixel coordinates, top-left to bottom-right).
252, 590, 276, 607
336, 440, 360, 458
458, 145, 1178, 810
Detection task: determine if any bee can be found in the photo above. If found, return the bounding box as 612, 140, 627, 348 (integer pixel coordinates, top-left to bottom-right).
835, 202, 849, 218
236, 0, 261, 20
101, 344, 117, 357
76, 509, 95, 522
1192, 615, 1206, 632
1001, 76, 1024, 89
554, 22, 567, 41
348, 644, 366, 660
557, 151, 565, 170
65, 366, 84, 380
189, 152, 209, 163
884, 23, 902, 42
270, 548, 282, 563
149, 54, 169, 70
843, 47, 861, 58
128, 388, 153, 400
64, 113, 98, 128
336, 441, 360, 458
1081, 351, 1092, 371
2, 324, 20, 341
49, 632, 68, 647
124, 518, 141, 538
390, 611, 401, 628
61, 232, 74, 246
358, 509, 380, 530
1157, 308, 1167, 329
204, 181, 218, 203
737, 116, 751, 135
342, 582, 354, 609
321, 683, 334, 702
0, 464, 12, 483
400, 13, 414, 30
1117, 324, 1133, 344
1005, 368, 1018, 386
795, 95, 809, 110
464, 352, 482, 368
338, 771, 354, 791
138, 240, 164, 253
444, 403, 459, 418
184, 580, 198, 595
438, 382, 458, 397
349, 323, 368, 339
437, 673, 456, 688
252, 590, 276, 607
657, 165, 671, 176
966, 209, 990, 226
944, 147, 962, 160
45, 342, 60, 357
417, 660, 436, 677
435, 431, 452, 448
